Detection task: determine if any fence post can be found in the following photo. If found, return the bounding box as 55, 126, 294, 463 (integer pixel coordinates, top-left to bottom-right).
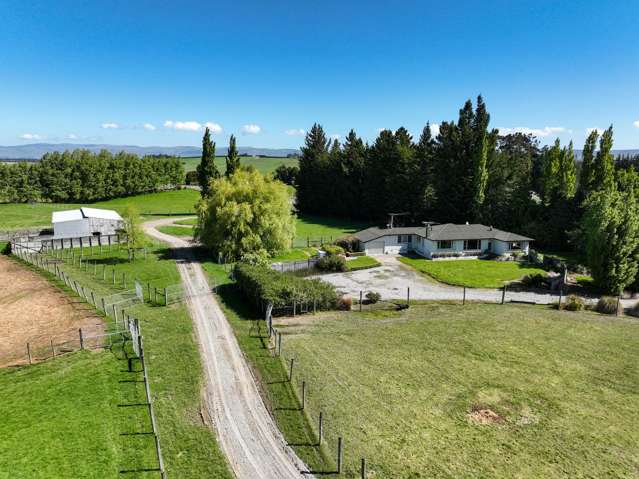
301, 381, 306, 410
277, 331, 282, 356
361, 458, 366, 479
147, 283, 151, 302
164, 287, 168, 306
318, 411, 324, 445
616, 295, 621, 316
101, 297, 106, 312
51, 339, 56, 358
293, 299, 296, 317
359, 291, 363, 312
289, 358, 294, 381
79, 328, 84, 350
112, 268, 116, 285
558, 287, 563, 310
27, 342, 32, 364
90, 291, 96, 306
337, 437, 343, 474
407, 287, 410, 307
501, 285, 506, 305
463, 286, 466, 305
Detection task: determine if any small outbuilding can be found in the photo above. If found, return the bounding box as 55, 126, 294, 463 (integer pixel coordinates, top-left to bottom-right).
52, 207, 123, 239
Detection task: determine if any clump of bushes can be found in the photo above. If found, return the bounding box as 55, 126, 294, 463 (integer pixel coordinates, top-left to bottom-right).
365, 291, 381, 304
317, 255, 347, 272
334, 235, 359, 253
521, 273, 547, 288
234, 263, 338, 310
321, 244, 345, 256
563, 294, 584, 311
596, 296, 620, 315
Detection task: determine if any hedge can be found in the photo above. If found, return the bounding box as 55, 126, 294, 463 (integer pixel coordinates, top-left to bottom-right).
234, 263, 339, 311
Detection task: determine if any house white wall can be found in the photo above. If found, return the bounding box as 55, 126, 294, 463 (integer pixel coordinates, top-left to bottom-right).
493, 240, 530, 255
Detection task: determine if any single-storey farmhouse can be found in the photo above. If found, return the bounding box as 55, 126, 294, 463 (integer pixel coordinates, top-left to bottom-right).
52, 207, 123, 239
353, 223, 533, 259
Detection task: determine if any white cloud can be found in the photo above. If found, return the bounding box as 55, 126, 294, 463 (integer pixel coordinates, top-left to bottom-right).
633, 120, 639, 129
285, 128, 305, 136
20, 133, 41, 140
101, 122, 120, 129
204, 122, 223, 134
143, 123, 156, 131
429, 123, 440, 136
586, 127, 605, 135
241, 124, 261, 135
66, 133, 78, 140
498, 126, 566, 137
329, 134, 341, 141
163, 120, 202, 132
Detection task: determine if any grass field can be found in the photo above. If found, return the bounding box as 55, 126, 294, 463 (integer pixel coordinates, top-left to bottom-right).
0, 189, 200, 231
157, 225, 195, 237
181, 156, 298, 175
399, 256, 546, 288
294, 215, 371, 246
31, 242, 233, 478
274, 303, 639, 478
0, 350, 158, 479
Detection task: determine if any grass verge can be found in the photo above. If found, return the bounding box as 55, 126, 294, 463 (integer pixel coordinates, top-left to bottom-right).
399, 256, 546, 288
346, 256, 380, 271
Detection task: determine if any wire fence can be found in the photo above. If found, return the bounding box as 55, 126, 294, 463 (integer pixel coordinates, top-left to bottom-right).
292, 236, 336, 248
11, 241, 168, 478
271, 257, 320, 273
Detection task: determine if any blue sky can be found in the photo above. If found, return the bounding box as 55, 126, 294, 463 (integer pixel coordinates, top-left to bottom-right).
1, 0, 638, 149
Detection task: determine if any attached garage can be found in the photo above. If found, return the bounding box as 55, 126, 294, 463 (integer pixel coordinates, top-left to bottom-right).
364, 241, 385, 255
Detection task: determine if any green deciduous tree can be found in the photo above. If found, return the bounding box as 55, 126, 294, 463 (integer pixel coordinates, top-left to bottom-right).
581, 189, 639, 293
558, 140, 577, 199
121, 205, 144, 261
196, 169, 295, 262
592, 126, 615, 193
577, 129, 599, 201
225, 134, 240, 177
197, 127, 219, 197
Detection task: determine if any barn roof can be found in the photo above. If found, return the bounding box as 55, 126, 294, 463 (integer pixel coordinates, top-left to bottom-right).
52, 207, 122, 223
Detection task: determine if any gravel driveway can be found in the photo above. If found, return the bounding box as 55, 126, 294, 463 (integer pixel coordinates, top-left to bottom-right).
318, 255, 570, 305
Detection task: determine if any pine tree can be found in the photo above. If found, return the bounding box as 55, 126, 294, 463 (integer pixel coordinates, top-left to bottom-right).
225, 134, 240, 177
197, 127, 219, 197
297, 123, 329, 213
471, 95, 490, 218
592, 126, 615, 192
577, 129, 598, 201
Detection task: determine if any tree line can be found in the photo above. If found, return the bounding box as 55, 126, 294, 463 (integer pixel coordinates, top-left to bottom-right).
294, 96, 639, 293
0, 150, 184, 203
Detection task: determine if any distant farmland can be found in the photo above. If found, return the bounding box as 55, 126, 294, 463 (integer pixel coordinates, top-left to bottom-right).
181, 155, 298, 175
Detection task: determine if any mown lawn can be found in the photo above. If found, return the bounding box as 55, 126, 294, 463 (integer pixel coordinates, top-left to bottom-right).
181, 155, 298, 175
346, 256, 380, 271
399, 256, 546, 288
34, 242, 233, 478
274, 303, 639, 478
0, 350, 158, 479
0, 189, 200, 231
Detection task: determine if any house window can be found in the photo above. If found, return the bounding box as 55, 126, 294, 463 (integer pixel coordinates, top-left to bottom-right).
463, 239, 480, 250
397, 235, 403, 243
408, 235, 412, 244
509, 242, 521, 250
437, 240, 452, 249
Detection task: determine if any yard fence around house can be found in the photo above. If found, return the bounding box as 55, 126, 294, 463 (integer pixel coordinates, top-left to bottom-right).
10, 242, 168, 479
293, 236, 336, 248
271, 257, 320, 273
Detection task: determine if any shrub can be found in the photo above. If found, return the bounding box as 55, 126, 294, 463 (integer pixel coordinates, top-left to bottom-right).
521, 273, 547, 288
321, 244, 345, 256
317, 255, 347, 272
0, 241, 10, 255
334, 235, 359, 253
596, 296, 620, 315
365, 291, 381, 304
185, 170, 199, 185
338, 295, 352, 310
234, 263, 339, 310
563, 294, 584, 311
628, 302, 639, 318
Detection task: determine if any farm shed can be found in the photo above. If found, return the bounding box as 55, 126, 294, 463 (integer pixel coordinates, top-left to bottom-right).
52, 207, 123, 239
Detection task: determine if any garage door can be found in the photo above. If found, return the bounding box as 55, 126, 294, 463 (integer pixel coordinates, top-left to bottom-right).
366, 241, 385, 255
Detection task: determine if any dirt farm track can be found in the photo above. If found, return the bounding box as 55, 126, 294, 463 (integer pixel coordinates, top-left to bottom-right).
0, 255, 103, 367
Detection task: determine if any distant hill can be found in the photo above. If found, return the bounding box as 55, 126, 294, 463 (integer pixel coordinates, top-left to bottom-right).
0, 143, 300, 160
574, 149, 639, 161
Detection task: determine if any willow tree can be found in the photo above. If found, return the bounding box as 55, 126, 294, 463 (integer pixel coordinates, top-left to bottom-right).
196, 169, 295, 262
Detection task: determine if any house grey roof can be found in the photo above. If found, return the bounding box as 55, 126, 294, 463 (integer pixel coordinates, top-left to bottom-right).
353, 224, 533, 243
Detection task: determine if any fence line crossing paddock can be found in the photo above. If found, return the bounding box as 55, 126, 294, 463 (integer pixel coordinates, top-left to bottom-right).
10, 241, 168, 479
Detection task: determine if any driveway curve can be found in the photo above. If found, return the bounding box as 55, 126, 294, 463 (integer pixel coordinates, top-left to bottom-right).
143, 217, 310, 479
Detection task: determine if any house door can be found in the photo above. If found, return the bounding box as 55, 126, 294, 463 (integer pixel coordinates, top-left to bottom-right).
367, 241, 385, 255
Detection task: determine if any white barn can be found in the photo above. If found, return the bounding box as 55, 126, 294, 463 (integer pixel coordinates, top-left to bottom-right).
52, 207, 123, 239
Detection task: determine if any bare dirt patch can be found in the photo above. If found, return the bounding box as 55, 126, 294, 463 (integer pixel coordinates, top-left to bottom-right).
0, 256, 104, 367
468, 405, 506, 425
